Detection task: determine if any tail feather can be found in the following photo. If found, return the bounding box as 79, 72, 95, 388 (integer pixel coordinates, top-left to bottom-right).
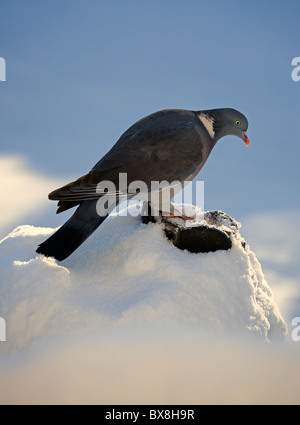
36, 199, 113, 261
56, 200, 81, 214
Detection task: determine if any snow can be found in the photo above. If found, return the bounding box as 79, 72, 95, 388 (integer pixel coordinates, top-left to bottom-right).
0, 205, 287, 346
241, 209, 300, 324
0, 204, 299, 404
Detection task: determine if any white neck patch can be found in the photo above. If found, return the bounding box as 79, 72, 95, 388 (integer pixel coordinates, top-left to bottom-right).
197, 113, 215, 139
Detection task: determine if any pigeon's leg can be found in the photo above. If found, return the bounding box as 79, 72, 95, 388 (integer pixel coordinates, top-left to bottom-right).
163, 210, 195, 220
160, 201, 195, 221
162, 203, 195, 220
142, 200, 175, 224
141, 200, 195, 223
159, 186, 195, 220
141, 200, 161, 224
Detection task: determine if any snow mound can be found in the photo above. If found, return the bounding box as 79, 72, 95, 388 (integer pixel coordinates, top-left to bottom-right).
0, 205, 287, 352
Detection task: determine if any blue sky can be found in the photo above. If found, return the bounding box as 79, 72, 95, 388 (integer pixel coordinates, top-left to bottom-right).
1, 0, 300, 222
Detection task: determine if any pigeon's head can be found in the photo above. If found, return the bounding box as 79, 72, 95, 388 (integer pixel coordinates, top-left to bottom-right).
199, 108, 249, 146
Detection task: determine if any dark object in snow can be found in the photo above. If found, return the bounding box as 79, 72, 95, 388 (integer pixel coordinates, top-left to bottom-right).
164, 221, 232, 253
142, 203, 240, 254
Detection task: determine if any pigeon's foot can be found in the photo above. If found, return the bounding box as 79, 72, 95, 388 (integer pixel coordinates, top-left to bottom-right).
163, 208, 195, 221
141, 201, 196, 223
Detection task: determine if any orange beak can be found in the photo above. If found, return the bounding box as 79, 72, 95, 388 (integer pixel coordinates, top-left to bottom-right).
243, 132, 250, 146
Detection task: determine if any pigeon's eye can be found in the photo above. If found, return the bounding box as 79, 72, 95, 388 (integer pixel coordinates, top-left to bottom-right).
236, 120, 240, 126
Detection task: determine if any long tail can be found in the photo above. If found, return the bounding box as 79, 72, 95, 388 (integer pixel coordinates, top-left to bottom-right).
36, 199, 114, 261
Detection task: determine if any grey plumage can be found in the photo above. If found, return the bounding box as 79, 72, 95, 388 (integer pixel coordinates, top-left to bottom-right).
36, 107, 249, 261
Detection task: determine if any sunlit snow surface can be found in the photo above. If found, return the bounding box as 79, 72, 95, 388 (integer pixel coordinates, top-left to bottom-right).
1, 205, 299, 404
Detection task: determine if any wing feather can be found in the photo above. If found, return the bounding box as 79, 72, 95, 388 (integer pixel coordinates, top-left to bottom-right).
49, 110, 205, 213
